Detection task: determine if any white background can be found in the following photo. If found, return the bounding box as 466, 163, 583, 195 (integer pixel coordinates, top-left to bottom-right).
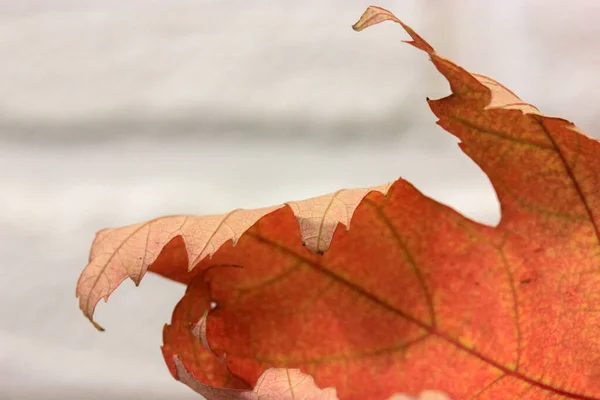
1, 1, 599, 399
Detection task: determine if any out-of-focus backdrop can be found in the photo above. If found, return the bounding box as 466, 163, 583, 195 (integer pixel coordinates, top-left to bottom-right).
1, 1, 598, 399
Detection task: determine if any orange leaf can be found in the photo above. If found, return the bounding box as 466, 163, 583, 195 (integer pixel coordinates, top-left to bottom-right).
170, 348, 447, 400
171, 356, 338, 399
76, 6, 600, 400
163, 270, 450, 400
172, 357, 448, 400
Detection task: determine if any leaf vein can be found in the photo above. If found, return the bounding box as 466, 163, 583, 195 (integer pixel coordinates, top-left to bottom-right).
364, 199, 437, 327
538, 120, 600, 255
246, 232, 599, 399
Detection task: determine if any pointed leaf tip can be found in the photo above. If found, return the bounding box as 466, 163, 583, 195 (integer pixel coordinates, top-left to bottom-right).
352, 6, 401, 31
352, 6, 434, 54
89, 317, 105, 332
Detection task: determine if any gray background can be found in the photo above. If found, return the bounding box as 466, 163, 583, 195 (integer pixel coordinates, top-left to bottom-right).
1, 1, 599, 399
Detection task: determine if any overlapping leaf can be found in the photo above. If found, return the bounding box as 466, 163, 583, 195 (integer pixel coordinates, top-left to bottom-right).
163, 279, 449, 400
76, 6, 600, 400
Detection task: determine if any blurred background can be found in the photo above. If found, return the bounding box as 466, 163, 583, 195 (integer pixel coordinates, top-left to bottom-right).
1, 0, 598, 399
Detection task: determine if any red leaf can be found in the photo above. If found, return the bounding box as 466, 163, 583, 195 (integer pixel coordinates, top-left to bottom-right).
76, 6, 600, 399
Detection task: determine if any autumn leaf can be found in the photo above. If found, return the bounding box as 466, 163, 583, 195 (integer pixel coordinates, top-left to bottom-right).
171, 353, 447, 400
162, 269, 450, 400
171, 353, 338, 400
76, 5, 600, 400
172, 355, 447, 400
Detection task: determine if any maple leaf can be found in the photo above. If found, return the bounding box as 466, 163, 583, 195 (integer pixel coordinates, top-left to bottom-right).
75, 5, 600, 400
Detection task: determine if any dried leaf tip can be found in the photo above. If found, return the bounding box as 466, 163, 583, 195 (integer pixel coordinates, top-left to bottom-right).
352, 6, 401, 31
352, 6, 435, 54
89, 317, 105, 332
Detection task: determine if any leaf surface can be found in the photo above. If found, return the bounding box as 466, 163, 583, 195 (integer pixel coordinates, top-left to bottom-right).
76, 6, 600, 400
